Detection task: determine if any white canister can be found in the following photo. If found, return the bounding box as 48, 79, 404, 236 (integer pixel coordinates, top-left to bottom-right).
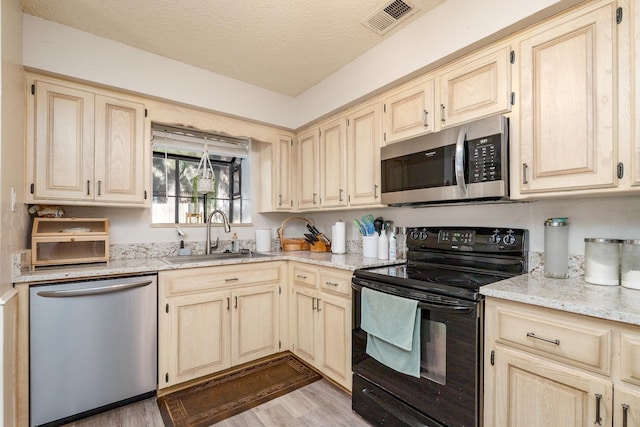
362, 235, 379, 258
544, 218, 569, 278
583, 238, 621, 286
255, 228, 272, 252
621, 240, 640, 290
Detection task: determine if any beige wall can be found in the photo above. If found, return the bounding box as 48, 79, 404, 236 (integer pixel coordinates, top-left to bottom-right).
1, 0, 27, 295
1, 0, 25, 425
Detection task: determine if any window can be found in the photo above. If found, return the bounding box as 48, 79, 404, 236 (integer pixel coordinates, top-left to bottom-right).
151, 124, 251, 224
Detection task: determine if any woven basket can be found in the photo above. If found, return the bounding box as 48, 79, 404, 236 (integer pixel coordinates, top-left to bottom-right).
278, 216, 313, 251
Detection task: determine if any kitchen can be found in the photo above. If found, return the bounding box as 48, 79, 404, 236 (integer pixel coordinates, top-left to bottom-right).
2, 0, 640, 426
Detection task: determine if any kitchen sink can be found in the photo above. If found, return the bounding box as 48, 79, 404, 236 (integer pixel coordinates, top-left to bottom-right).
161, 251, 273, 264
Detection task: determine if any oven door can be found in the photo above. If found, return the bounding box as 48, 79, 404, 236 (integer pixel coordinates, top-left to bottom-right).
352, 278, 482, 427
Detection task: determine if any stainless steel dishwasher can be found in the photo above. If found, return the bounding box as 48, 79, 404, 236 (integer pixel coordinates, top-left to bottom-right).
30, 275, 157, 426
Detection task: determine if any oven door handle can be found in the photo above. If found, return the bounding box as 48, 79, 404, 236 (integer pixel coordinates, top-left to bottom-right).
418, 301, 474, 314
352, 282, 474, 314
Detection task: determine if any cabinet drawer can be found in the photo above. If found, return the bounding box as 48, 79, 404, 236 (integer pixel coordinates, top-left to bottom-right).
319, 269, 352, 296
291, 265, 318, 288
162, 262, 282, 296
620, 332, 640, 386
495, 306, 611, 374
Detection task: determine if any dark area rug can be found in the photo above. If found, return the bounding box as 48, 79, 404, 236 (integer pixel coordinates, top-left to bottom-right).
157, 352, 321, 427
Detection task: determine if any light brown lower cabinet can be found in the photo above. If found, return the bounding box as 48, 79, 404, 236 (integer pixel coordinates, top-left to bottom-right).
158, 262, 283, 388
289, 262, 352, 391
485, 297, 640, 427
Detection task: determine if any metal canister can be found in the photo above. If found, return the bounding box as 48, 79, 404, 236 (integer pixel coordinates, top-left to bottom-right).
621, 240, 640, 290
583, 238, 622, 286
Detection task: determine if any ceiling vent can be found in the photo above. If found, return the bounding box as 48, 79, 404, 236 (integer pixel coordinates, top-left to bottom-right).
362, 0, 419, 35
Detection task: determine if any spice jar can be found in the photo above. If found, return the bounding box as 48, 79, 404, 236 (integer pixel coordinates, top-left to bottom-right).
621, 240, 640, 290
584, 238, 621, 286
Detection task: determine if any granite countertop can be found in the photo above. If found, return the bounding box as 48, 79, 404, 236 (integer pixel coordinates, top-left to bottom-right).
481, 273, 640, 326
14, 251, 403, 284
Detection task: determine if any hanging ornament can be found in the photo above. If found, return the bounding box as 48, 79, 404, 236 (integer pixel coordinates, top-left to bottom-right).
194, 144, 215, 194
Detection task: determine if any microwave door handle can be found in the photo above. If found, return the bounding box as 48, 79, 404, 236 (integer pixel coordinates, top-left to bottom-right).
455, 127, 468, 195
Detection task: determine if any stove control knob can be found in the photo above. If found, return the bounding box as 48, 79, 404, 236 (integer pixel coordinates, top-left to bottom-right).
489, 231, 501, 244
409, 230, 420, 240
419, 230, 428, 240
503, 233, 517, 246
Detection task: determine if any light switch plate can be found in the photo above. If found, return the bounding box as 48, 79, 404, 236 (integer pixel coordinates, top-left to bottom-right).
10, 187, 16, 211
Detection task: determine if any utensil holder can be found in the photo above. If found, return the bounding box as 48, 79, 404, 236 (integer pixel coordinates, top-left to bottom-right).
362, 235, 378, 258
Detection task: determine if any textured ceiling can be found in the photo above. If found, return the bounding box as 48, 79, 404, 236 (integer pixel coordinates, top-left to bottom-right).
20, 0, 446, 96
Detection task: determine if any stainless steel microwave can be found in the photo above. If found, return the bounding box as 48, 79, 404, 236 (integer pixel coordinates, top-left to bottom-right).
381, 115, 509, 206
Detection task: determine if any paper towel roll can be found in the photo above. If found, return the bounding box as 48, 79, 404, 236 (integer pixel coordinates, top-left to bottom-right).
255, 228, 272, 252
332, 220, 346, 254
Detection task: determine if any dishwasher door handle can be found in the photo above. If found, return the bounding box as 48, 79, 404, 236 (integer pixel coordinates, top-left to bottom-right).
37, 280, 153, 298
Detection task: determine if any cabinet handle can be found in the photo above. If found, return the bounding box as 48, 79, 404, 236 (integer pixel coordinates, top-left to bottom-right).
522, 163, 529, 184
339, 189, 343, 202
86, 180, 91, 196
227, 297, 230, 310
622, 403, 629, 427
325, 281, 339, 287
225, 277, 239, 282
374, 184, 379, 199
312, 297, 316, 310
317, 298, 322, 311
234, 296, 238, 309
440, 104, 446, 123
313, 193, 317, 205
422, 110, 429, 127
97, 180, 102, 196
278, 194, 282, 206
526, 332, 560, 346
595, 393, 602, 425
296, 274, 308, 279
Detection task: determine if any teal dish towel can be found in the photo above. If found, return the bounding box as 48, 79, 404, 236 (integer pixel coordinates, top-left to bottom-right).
361, 287, 421, 378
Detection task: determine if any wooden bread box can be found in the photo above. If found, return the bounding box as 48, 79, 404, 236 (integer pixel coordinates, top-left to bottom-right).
31, 218, 109, 268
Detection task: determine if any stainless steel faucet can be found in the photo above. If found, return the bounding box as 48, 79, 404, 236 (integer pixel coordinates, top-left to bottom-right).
205, 209, 231, 254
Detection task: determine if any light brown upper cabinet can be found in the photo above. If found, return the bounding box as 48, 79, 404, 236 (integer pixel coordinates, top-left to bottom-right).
26, 76, 148, 207
513, 0, 618, 195
436, 44, 513, 129
274, 134, 295, 210
347, 101, 384, 207
297, 128, 320, 210
383, 75, 435, 144
319, 116, 348, 208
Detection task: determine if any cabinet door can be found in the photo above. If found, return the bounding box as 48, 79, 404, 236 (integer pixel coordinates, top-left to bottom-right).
297, 129, 319, 210
347, 101, 382, 207
383, 76, 435, 144
494, 345, 612, 427
231, 283, 280, 365
438, 45, 512, 128
291, 286, 318, 364
614, 387, 640, 427
32, 81, 95, 201
518, 3, 616, 193
318, 292, 351, 390
164, 290, 231, 387
94, 95, 146, 205
275, 134, 294, 210
319, 116, 348, 208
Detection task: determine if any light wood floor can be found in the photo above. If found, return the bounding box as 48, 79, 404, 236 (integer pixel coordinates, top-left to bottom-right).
63, 379, 373, 426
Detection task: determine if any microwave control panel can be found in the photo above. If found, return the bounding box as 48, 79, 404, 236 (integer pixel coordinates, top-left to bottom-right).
467, 134, 502, 183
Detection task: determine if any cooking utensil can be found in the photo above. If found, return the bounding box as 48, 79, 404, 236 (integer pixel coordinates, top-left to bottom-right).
353, 218, 367, 236
373, 217, 384, 235
304, 233, 318, 242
